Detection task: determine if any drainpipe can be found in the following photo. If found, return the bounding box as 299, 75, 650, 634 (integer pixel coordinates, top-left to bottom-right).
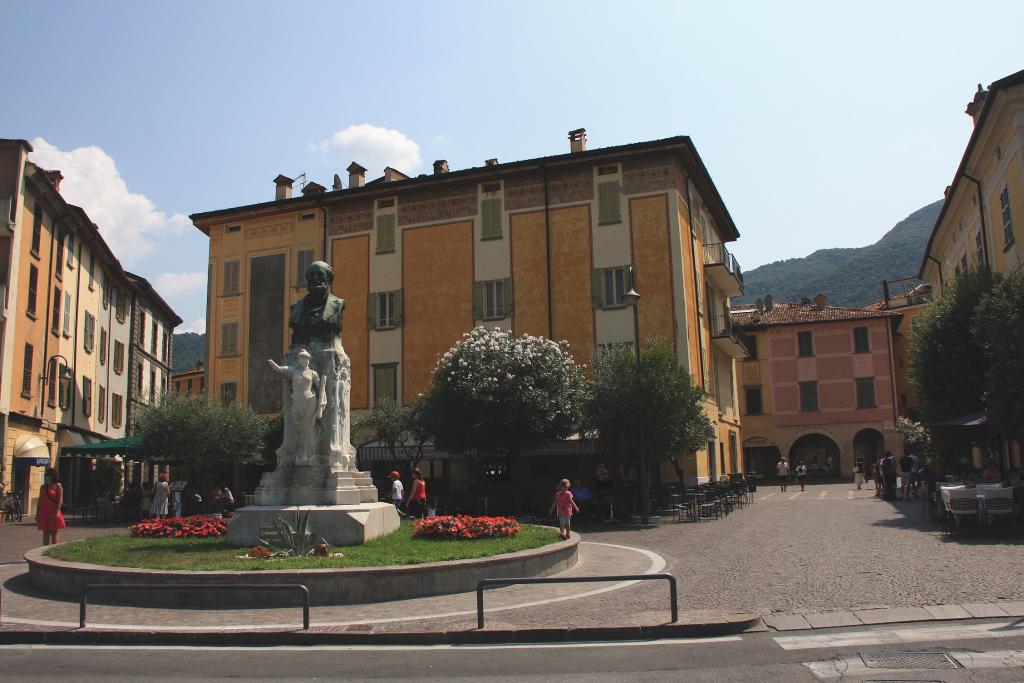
962, 173, 991, 269
319, 196, 329, 264
685, 177, 706, 389
542, 164, 554, 339
69, 232, 84, 429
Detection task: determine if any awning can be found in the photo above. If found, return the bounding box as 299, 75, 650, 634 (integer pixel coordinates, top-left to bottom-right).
61, 435, 143, 460
13, 434, 50, 466
57, 429, 87, 448
358, 440, 454, 463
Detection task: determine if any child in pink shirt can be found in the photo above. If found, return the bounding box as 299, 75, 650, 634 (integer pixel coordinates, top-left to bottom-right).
550, 478, 581, 540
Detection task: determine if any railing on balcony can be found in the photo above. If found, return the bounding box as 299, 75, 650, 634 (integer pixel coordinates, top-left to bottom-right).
703, 243, 743, 287
709, 311, 734, 339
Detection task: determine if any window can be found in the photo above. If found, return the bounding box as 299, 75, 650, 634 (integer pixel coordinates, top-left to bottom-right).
976, 231, 984, 266
31, 207, 42, 255
221, 322, 239, 355
27, 264, 38, 317
373, 364, 398, 405
88, 252, 95, 289
220, 382, 237, 404
298, 212, 315, 222
744, 387, 763, 415
99, 328, 107, 365
481, 181, 501, 193
116, 290, 128, 323
63, 291, 71, 335
296, 249, 314, 287
377, 198, 395, 209
101, 272, 109, 309
162, 330, 169, 363
223, 260, 240, 295
113, 340, 125, 374
150, 369, 156, 403
138, 308, 146, 342
593, 266, 633, 308
98, 386, 106, 423
1001, 185, 1014, 246
853, 326, 870, 353
84, 312, 95, 353
21, 344, 33, 398
111, 393, 123, 428
597, 164, 618, 176
82, 377, 92, 417
51, 288, 61, 335
66, 230, 75, 267
150, 320, 158, 354
473, 279, 513, 320
227, 224, 241, 233
137, 362, 144, 394
597, 180, 621, 224
744, 334, 758, 360
856, 378, 876, 408
481, 198, 502, 240
376, 214, 396, 254
797, 331, 813, 357
370, 291, 400, 329
55, 230, 65, 274
799, 381, 818, 411
47, 358, 58, 407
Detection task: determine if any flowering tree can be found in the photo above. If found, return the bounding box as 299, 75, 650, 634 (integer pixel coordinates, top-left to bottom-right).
897, 416, 930, 453
422, 326, 588, 460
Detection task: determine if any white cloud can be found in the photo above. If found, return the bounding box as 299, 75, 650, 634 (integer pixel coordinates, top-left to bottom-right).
179, 317, 207, 335
29, 137, 190, 264
311, 124, 422, 177
154, 271, 206, 299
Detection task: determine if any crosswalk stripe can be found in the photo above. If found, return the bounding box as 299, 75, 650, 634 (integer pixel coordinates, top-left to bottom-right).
774, 618, 1024, 650
788, 493, 801, 500
818, 491, 827, 499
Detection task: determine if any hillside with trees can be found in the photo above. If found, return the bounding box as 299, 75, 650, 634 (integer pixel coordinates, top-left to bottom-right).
738, 200, 942, 307
172, 332, 206, 373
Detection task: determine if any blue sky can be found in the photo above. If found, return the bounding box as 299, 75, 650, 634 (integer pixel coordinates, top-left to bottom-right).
4, 1, 1022, 332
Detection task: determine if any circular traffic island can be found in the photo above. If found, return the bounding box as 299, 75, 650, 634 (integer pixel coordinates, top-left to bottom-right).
26, 519, 578, 607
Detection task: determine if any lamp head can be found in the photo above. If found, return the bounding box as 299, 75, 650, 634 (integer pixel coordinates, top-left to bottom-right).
624, 288, 640, 307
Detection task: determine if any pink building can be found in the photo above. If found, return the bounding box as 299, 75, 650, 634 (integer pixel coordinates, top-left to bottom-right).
732, 295, 903, 478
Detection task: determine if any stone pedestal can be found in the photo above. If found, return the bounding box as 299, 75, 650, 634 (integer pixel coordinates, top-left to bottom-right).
225, 503, 400, 547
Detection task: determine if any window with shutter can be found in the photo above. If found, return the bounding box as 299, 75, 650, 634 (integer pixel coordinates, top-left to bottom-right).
221, 322, 239, 355
797, 331, 813, 357
82, 377, 92, 416
856, 378, 876, 408
223, 260, 240, 295
98, 386, 106, 423
373, 364, 398, 405
21, 344, 33, 398
1001, 186, 1014, 245
100, 328, 107, 365
799, 381, 818, 411
51, 287, 61, 335
483, 280, 506, 319
63, 291, 72, 335
481, 198, 502, 240
853, 326, 870, 353
111, 394, 123, 428
597, 181, 621, 224
220, 382, 237, 404
744, 387, 763, 415
296, 249, 314, 287
27, 264, 38, 317
376, 214, 396, 253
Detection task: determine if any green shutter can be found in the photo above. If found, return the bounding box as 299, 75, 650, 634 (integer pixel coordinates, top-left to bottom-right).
503, 277, 514, 315
367, 293, 378, 330
591, 269, 603, 308
481, 198, 502, 240
376, 214, 396, 253
472, 282, 484, 321
597, 181, 621, 224
394, 289, 404, 326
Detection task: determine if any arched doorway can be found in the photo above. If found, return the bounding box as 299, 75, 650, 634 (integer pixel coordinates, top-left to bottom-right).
853, 428, 885, 464
789, 433, 840, 477
743, 437, 781, 477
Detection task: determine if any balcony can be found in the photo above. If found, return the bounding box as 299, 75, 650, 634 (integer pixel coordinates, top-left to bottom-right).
703, 243, 744, 298
709, 311, 749, 359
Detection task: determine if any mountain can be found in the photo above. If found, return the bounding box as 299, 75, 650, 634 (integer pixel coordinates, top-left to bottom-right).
737, 199, 943, 307
172, 332, 205, 373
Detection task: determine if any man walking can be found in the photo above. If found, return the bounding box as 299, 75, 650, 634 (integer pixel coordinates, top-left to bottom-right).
776, 457, 790, 492
899, 451, 914, 500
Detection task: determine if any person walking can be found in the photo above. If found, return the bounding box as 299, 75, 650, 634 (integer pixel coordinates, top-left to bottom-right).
795, 461, 808, 492
388, 471, 404, 511
404, 468, 427, 519
881, 451, 898, 500
776, 457, 790, 492
36, 467, 66, 546
898, 451, 914, 499
853, 457, 865, 490
550, 479, 580, 541
150, 473, 170, 519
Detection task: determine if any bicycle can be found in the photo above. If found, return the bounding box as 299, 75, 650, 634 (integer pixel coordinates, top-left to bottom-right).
2, 491, 23, 522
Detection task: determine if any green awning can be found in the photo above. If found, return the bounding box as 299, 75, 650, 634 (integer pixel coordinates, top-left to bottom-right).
61, 435, 143, 460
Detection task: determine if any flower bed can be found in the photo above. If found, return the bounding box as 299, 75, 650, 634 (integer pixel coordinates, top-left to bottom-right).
130, 515, 227, 539
413, 515, 520, 540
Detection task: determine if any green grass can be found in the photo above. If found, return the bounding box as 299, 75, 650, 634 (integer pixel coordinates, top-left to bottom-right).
44, 521, 561, 571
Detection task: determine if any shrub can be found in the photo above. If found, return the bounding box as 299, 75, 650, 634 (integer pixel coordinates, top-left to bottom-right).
412, 515, 521, 540
130, 515, 227, 539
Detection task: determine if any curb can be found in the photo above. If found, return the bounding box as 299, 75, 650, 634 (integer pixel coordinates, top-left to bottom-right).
0, 616, 761, 646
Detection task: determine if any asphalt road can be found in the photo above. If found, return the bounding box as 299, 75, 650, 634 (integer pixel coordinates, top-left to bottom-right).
3, 619, 1023, 681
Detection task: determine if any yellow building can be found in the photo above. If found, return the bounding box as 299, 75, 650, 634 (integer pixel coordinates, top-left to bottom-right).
172, 361, 205, 397
921, 69, 1024, 287
191, 130, 748, 489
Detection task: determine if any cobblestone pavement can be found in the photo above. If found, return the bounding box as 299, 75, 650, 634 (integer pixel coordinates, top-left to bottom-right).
0, 518, 124, 565
1, 482, 1021, 631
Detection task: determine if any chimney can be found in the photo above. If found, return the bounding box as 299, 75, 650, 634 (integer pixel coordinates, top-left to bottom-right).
347, 162, 366, 189
755, 298, 765, 314
568, 128, 587, 153
764, 294, 773, 312
301, 181, 326, 195
433, 160, 449, 175
274, 174, 294, 200
42, 169, 64, 192
332, 173, 343, 190
382, 167, 409, 183
965, 83, 988, 126
813, 292, 828, 309
485, 158, 498, 167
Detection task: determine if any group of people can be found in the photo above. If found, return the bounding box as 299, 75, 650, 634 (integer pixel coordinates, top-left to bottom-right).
387, 468, 431, 518
774, 458, 810, 492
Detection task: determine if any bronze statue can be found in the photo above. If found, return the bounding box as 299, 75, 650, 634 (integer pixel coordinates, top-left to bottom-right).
289, 260, 345, 346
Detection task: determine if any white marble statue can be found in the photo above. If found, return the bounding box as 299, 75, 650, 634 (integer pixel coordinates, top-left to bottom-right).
266, 349, 325, 466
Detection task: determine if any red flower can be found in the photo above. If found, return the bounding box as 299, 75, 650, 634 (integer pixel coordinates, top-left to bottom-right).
130, 515, 228, 539
412, 515, 520, 540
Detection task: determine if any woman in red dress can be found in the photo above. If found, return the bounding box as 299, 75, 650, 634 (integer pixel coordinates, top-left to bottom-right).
36, 467, 66, 546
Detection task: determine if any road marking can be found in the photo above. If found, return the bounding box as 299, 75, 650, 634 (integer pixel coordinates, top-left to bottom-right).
774, 618, 1024, 651
847, 491, 853, 499
817, 491, 827, 499
0, 542, 668, 632
802, 649, 1024, 680
0, 636, 744, 652
759, 492, 777, 500
788, 493, 801, 500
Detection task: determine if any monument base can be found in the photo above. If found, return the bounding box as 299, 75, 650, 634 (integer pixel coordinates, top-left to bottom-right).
225, 503, 400, 547
253, 466, 378, 506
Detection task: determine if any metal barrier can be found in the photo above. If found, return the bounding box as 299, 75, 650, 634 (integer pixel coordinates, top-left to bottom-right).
79, 583, 310, 630
476, 573, 677, 629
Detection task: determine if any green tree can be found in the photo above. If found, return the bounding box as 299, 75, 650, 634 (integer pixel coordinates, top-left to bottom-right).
357, 395, 435, 471
909, 268, 999, 424
422, 326, 588, 461
135, 392, 267, 480
587, 340, 715, 490
973, 272, 1024, 438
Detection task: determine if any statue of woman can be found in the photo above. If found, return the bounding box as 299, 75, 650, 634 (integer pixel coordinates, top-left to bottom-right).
267, 349, 326, 465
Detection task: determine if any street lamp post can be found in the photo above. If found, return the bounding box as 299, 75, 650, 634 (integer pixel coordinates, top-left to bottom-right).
39, 354, 73, 414
623, 287, 649, 525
